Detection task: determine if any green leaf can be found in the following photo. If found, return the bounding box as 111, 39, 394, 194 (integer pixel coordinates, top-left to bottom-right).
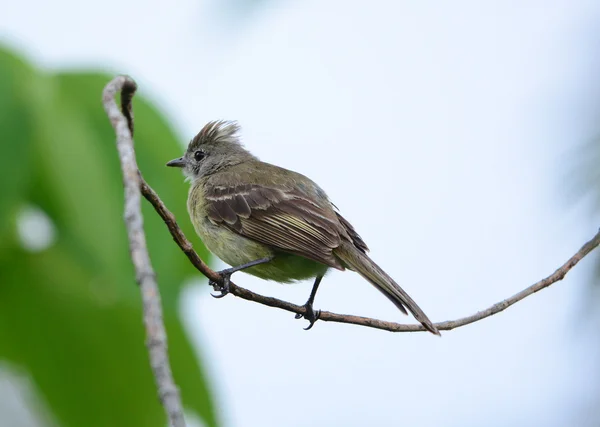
0, 46, 218, 427
0, 245, 217, 427
0, 48, 36, 246
38, 72, 211, 308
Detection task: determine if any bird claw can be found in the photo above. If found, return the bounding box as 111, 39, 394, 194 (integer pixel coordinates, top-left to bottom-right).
210, 271, 232, 298
295, 303, 321, 330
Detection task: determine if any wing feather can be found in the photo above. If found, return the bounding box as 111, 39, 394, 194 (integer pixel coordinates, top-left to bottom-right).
207, 199, 237, 225
205, 183, 345, 269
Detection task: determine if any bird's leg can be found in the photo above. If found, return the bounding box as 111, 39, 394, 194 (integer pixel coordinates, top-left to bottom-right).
295, 275, 323, 330
210, 256, 274, 298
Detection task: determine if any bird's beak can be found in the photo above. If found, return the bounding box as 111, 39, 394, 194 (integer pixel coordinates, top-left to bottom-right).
166, 157, 186, 168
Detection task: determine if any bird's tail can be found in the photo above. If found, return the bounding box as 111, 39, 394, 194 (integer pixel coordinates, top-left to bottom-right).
335, 242, 440, 336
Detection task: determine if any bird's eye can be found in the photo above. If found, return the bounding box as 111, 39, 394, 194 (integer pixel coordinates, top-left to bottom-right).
194, 150, 206, 161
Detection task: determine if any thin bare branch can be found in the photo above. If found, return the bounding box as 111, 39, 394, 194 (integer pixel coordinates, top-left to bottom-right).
113, 74, 600, 340
141, 176, 600, 332
103, 76, 186, 427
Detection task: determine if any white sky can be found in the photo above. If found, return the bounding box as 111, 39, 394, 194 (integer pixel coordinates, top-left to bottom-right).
3, 1, 600, 426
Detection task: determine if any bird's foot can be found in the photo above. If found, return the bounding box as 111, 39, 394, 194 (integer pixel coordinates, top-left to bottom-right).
295, 302, 321, 330
210, 268, 234, 298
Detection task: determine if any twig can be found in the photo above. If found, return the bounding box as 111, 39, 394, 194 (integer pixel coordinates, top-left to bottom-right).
111, 75, 600, 338
103, 76, 186, 427
142, 177, 600, 332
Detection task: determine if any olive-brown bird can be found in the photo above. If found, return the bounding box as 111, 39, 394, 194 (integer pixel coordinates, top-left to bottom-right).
167, 121, 439, 335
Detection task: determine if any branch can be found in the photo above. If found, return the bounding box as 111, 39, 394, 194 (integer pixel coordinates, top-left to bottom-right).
102, 76, 186, 427
143, 176, 600, 332
112, 75, 600, 338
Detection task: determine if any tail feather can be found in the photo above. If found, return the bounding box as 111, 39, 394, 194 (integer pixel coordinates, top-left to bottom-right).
335, 242, 440, 336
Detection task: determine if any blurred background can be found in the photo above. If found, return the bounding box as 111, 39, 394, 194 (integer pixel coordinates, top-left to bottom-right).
1, 1, 600, 426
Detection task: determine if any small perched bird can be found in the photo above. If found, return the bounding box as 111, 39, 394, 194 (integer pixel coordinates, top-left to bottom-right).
167, 121, 439, 335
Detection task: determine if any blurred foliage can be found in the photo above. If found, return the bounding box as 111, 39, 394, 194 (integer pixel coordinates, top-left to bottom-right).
0, 45, 217, 427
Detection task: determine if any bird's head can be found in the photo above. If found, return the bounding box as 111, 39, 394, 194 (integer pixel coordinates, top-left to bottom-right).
166, 120, 255, 180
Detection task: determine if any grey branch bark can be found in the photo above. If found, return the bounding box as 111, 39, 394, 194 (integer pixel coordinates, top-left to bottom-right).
102, 76, 186, 427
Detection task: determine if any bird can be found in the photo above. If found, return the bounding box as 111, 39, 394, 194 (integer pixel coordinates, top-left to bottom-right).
166, 120, 439, 335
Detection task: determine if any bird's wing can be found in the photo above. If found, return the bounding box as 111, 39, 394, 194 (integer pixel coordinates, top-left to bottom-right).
205, 183, 346, 270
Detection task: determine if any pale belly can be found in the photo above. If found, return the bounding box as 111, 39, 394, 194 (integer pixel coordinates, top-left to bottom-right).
193, 216, 329, 283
